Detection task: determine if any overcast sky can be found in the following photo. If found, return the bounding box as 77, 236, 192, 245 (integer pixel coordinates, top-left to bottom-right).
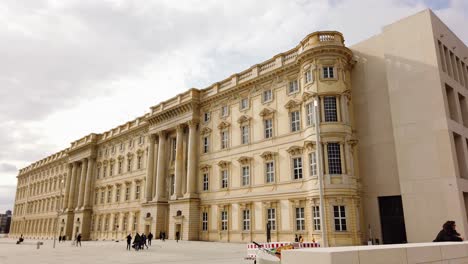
0, 0, 467, 213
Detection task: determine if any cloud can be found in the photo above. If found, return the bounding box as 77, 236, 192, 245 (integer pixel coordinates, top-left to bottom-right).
0, 0, 466, 213
0, 163, 17, 173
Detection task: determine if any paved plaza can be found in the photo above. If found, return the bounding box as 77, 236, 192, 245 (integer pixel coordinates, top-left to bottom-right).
0, 238, 248, 264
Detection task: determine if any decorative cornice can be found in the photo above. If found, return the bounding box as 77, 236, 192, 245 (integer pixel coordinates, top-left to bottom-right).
286, 146, 304, 156
237, 115, 251, 124
260, 151, 277, 161
284, 99, 302, 110
200, 127, 212, 135
237, 156, 252, 165
259, 107, 275, 117
199, 164, 211, 171
217, 121, 231, 130
217, 160, 231, 169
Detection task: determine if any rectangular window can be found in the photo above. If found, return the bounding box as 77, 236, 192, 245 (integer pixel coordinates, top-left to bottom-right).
304, 70, 312, 83
171, 138, 177, 162
109, 164, 114, 176
292, 157, 303, 179
137, 156, 142, 169
170, 175, 175, 195
265, 161, 275, 183
324, 96, 338, 122
240, 98, 249, 110
129, 139, 133, 148
139, 135, 144, 145
306, 103, 314, 126
123, 215, 128, 231
135, 185, 140, 200
125, 186, 130, 201
327, 143, 342, 174
290, 111, 301, 132
312, 206, 321, 231
133, 214, 137, 231
100, 191, 104, 204
203, 136, 209, 153
267, 208, 276, 230
241, 125, 249, 144
203, 173, 209, 191
204, 112, 211, 123
127, 159, 132, 172
97, 167, 101, 179
323, 66, 334, 78
221, 131, 229, 149
221, 211, 228, 231
116, 187, 120, 202
95, 192, 99, 205
243, 209, 250, 231
289, 80, 299, 94
113, 215, 118, 231
202, 212, 208, 231
111, 145, 116, 153
264, 119, 273, 139
221, 105, 229, 117
296, 207, 305, 231
242, 166, 250, 186
107, 190, 111, 203
118, 161, 123, 174
98, 218, 102, 231
309, 152, 317, 176
120, 142, 124, 151
221, 170, 228, 189
103, 165, 107, 178
263, 90, 272, 102
334, 205, 347, 231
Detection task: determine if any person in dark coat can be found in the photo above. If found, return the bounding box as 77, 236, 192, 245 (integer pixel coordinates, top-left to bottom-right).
433, 221, 463, 242
147, 232, 153, 246
175, 231, 180, 243
133, 233, 141, 251
141, 234, 148, 249
126, 234, 132, 250
76, 234, 82, 247
59, 235, 62, 243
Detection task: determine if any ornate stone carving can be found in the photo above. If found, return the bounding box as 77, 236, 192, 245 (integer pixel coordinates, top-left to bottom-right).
284, 99, 302, 110
199, 164, 211, 172
260, 151, 277, 161
200, 127, 212, 135
259, 107, 275, 117
237, 156, 252, 165
217, 121, 230, 130
217, 160, 231, 168
237, 115, 251, 124
286, 146, 304, 156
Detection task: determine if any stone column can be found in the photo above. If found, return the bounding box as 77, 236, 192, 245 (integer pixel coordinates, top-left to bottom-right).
145, 135, 156, 202
341, 94, 349, 124
77, 159, 88, 209
155, 131, 167, 201
129, 212, 135, 234
174, 125, 184, 198
185, 121, 199, 196
83, 158, 95, 208
67, 163, 78, 210
63, 164, 73, 210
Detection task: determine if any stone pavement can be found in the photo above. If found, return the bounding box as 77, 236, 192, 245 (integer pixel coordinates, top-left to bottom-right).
0, 238, 249, 264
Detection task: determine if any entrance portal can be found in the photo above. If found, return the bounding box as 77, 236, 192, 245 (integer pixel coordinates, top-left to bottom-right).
378, 196, 407, 244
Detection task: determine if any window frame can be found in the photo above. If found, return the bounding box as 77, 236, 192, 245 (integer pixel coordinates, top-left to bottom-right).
202, 212, 208, 231
242, 209, 250, 231
296, 207, 305, 231
312, 205, 321, 231
262, 89, 273, 103
241, 125, 249, 145
221, 210, 228, 231
241, 165, 250, 186
221, 169, 229, 189
290, 110, 301, 132
323, 66, 335, 79
333, 205, 347, 231
265, 161, 275, 183
292, 157, 303, 180
309, 152, 317, 176
267, 208, 276, 231
264, 119, 273, 139
288, 79, 299, 94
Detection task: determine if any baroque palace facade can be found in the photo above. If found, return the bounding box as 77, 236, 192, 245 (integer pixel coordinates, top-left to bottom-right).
10, 10, 468, 246
10, 30, 359, 246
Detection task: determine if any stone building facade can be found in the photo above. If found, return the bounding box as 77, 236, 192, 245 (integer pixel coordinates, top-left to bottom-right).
9, 10, 468, 245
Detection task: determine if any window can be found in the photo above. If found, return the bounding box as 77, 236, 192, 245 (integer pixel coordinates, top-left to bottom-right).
334, 205, 347, 231
107, 189, 111, 203
221, 170, 228, 189
221, 131, 229, 149
323, 66, 334, 79
129, 139, 134, 148
123, 215, 128, 231
264, 119, 273, 139
267, 208, 276, 230
312, 206, 321, 231
202, 212, 208, 231
100, 191, 105, 204
95, 192, 98, 205
265, 161, 275, 183
171, 138, 177, 162
119, 142, 124, 151
243, 209, 250, 231
292, 157, 303, 179
139, 135, 144, 145
327, 143, 342, 174
103, 165, 107, 178
113, 215, 118, 231
221, 105, 229, 117
133, 214, 137, 231
242, 166, 250, 186
262, 90, 273, 103
111, 145, 116, 153
137, 156, 142, 169
135, 185, 140, 200
324, 96, 338, 122
304, 70, 312, 84
125, 186, 130, 201
241, 125, 249, 144
118, 160, 123, 174
203, 173, 209, 191
116, 187, 121, 202
204, 112, 211, 123
221, 211, 228, 231
306, 103, 314, 126
98, 218, 102, 231
109, 164, 114, 176
240, 98, 249, 110
290, 111, 301, 132
127, 159, 132, 172
296, 207, 305, 231
203, 136, 209, 153
309, 152, 317, 176
170, 175, 175, 195
289, 80, 299, 94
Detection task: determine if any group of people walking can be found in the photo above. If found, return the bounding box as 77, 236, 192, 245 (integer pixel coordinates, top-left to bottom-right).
126, 232, 153, 251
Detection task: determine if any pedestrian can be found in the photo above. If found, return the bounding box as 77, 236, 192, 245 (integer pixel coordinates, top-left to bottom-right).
133, 233, 141, 251
433, 221, 464, 242
299, 235, 304, 243
59, 235, 62, 243
294, 234, 299, 242
148, 232, 153, 246
162, 231, 166, 242
176, 231, 180, 243
126, 234, 132, 251
76, 233, 82, 247
159, 231, 163, 241
141, 234, 148, 250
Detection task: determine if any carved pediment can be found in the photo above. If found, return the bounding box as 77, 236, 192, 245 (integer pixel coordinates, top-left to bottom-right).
200, 127, 212, 135
237, 156, 252, 165
136, 149, 144, 156
199, 164, 211, 171
284, 99, 302, 110
260, 151, 277, 161
259, 107, 275, 117
303, 140, 316, 151
126, 152, 134, 159
217, 160, 231, 168
286, 146, 304, 156
109, 158, 115, 164
237, 115, 251, 124
217, 121, 231, 130
117, 155, 124, 161
302, 91, 316, 102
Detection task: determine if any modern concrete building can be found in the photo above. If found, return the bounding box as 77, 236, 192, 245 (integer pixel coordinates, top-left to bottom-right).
9, 9, 468, 246
0, 210, 12, 234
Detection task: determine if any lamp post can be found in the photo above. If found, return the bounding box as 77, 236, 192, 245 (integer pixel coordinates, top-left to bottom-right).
314, 97, 328, 247
53, 179, 64, 248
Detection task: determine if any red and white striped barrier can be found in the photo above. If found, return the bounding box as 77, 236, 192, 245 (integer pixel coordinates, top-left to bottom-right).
246, 242, 321, 259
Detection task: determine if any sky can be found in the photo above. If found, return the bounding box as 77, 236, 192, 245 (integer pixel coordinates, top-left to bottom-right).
0, 0, 467, 213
